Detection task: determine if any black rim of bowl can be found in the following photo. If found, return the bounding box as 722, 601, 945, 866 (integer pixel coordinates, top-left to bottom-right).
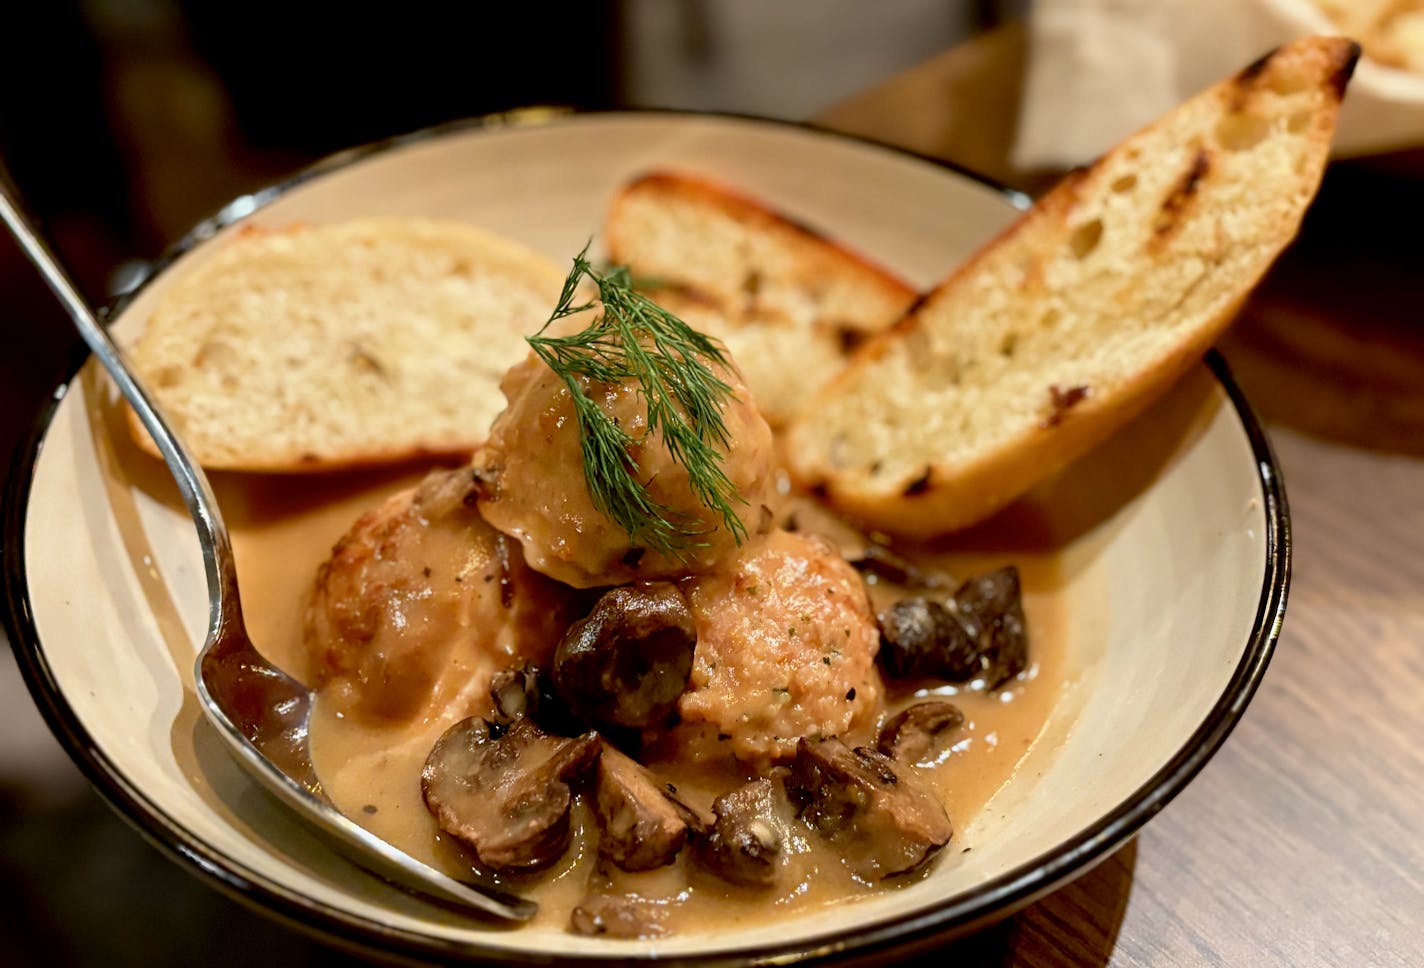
1, 108, 1291, 966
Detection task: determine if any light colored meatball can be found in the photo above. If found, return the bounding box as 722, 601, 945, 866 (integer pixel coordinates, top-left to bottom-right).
472, 352, 775, 588
674, 529, 882, 763
304, 468, 577, 725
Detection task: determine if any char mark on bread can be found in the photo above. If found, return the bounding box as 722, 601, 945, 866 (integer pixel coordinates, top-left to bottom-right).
784, 36, 1357, 536
1328, 41, 1362, 96
833, 324, 872, 355
626, 171, 852, 256
901, 468, 932, 497
1152, 147, 1212, 242
1235, 46, 1278, 86
1231, 39, 1360, 107
887, 293, 933, 338
647, 281, 722, 311
1042, 385, 1092, 428
605, 168, 918, 426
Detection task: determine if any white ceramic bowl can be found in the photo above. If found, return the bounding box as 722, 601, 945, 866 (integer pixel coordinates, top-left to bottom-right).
1, 112, 1288, 964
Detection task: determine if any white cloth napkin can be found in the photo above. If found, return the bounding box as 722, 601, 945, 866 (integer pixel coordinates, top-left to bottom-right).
1014, 0, 1424, 168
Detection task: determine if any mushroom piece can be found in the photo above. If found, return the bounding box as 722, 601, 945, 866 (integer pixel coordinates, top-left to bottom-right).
420, 717, 600, 872
594, 745, 694, 871
487, 662, 587, 736
699, 778, 789, 888
552, 582, 697, 729
876, 565, 1029, 690
785, 737, 952, 880
876, 701, 965, 764
570, 858, 683, 938
488, 663, 541, 724
850, 544, 950, 590
954, 566, 1029, 689
569, 895, 662, 940
876, 597, 979, 682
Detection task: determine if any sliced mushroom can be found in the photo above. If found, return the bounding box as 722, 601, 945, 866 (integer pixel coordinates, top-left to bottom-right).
785, 737, 952, 880
954, 566, 1029, 689
594, 745, 691, 871
420, 717, 600, 872
876, 701, 965, 764
569, 858, 680, 938
699, 778, 788, 888
876, 565, 1028, 690
552, 582, 697, 729
666, 789, 715, 837
876, 597, 979, 681
570, 895, 663, 939
850, 544, 950, 590
487, 662, 587, 736
488, 663, 540, 724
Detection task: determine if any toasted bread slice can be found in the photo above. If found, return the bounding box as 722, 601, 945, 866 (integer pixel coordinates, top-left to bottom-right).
126, 217, 565, 472
603, 171, 917, 425
787, 37, 1358, 534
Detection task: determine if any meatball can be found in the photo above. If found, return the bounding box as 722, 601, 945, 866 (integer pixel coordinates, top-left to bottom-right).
674, 530, 882, 763
304, 468, 578, 724
472, 352, 775, 589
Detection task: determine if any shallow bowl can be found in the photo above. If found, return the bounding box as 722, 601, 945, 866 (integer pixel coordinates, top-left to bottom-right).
2, 111, 1288, 964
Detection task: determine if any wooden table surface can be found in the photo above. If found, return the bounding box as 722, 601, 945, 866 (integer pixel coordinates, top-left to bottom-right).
815, 23, 1424, 968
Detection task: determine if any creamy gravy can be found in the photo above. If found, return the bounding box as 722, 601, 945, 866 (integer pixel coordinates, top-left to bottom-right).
224, 464, 1070, 935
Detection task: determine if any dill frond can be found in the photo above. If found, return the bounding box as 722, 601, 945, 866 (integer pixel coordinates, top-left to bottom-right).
525, 244, 748, 559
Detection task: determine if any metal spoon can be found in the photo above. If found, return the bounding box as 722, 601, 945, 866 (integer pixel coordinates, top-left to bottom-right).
0, 177, 535, 922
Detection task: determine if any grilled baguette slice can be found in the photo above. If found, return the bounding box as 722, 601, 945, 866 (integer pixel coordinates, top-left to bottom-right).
604, 171, 917, 426
126, 217, 565, 472
787, 36, 1359, 534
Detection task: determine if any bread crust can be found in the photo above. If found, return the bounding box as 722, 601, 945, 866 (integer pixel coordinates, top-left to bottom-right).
604, 170, 917, 425
123, 403, 481, 473
124, 218, 565, 473
608, 170, 915, 317
788, 37, 1359, 534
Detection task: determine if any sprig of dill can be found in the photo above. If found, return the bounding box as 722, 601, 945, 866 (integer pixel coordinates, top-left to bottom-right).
525, 244, 747, 559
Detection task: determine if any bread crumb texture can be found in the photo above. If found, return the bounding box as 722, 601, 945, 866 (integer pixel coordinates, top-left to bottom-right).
605, 171, 917, 425
788, 37, 1358, 534
127, 217, 565, 471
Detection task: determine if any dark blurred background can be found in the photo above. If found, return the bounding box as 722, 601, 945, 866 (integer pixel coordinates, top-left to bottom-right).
0, 2, 1013, 965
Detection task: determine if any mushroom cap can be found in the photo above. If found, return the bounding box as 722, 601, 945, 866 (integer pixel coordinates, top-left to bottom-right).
593, 745, 690, 871
420, 717, 600, 872
876, 700, 965, 765
699, 777, 788, 888
786, 737, 952, 880
553, 582, 697, 730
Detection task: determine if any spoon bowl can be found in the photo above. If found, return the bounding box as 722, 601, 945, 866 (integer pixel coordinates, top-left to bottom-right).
0, 173, 535, 923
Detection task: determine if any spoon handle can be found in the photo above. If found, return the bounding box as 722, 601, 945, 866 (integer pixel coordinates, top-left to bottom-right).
2, 171, 537, 922
0, 172, 241, 638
